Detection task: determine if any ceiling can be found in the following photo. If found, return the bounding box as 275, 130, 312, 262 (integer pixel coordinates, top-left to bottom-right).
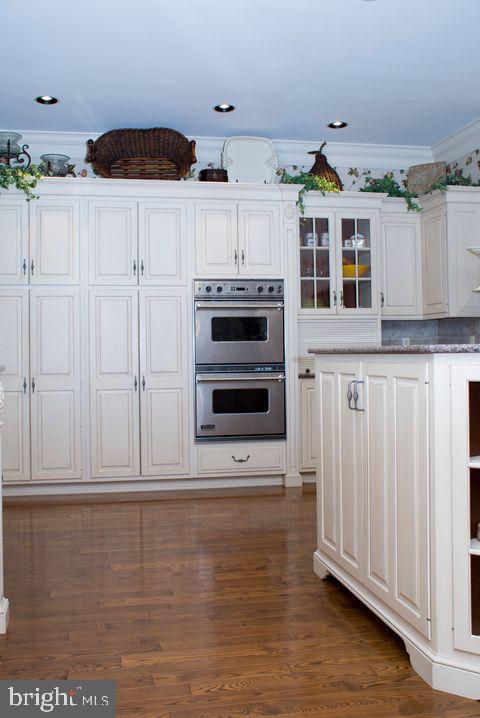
1, 0, 480, 147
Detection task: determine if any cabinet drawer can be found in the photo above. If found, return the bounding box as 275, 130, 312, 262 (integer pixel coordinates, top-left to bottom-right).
197, 442, 286, 475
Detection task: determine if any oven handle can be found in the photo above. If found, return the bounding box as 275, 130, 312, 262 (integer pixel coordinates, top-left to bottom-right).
195, 302, 283, 310
196, 374, 285, 382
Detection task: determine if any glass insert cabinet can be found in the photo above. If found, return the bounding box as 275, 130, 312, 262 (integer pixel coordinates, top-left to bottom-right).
299, 213, 377, 313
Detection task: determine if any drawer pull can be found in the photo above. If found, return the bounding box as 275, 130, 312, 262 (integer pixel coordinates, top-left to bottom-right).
232, 454, 250, 463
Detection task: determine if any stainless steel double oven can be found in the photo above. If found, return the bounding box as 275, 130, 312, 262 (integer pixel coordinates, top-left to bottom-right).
194, 279, 286, 441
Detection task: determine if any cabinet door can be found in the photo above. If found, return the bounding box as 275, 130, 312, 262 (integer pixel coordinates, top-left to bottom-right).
89, 290, 140, 477
30, 289, 81, 480
139, 290, 189, 475
298, 216, 336, 312
238, 203, 281, 276
447, 205, 480, 315
363, 362, 430, 637
336, 214, 378, 314
139, 202, 187, 285
30, 200, 80, 284
89, 201, 138, 285
0, 200, 28, 285
195, 203, 238, 276
300, 379, 317, 471
316, 362, 363, 580
380, 218, 422, 316
0, 290, 29, 481
422, 209, 447, 315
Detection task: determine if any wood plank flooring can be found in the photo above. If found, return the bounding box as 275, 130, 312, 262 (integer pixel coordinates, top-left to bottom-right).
0, 488, 478, 717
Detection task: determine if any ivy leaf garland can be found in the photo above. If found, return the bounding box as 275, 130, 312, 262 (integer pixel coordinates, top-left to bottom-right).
278, 170, 339, 213
359, 172, 421, 212
0, 163, 43, 201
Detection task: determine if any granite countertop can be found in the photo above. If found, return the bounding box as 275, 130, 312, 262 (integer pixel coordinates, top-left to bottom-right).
308, 344, 480, 355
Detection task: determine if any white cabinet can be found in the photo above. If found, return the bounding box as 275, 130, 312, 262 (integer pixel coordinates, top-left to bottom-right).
300, 378, 317, 471
139, 202, 188, 285
380, 215, 422, 316
89, 290, 140, 478
139, 290, 189, 475
421, 207, 447, 316
0, 200, 28, 285
30, 289, 81, 480
316, 362, 363, 580
195, 203, 238, 276
314, 356, 430, 637
88, 201, 138, 285
0, 290, 29, 481
30, 200, 80, 284
238, 203, 281, 276
446, 202, 480, 316
363, 361, 429, 637
195, 201, 282, 277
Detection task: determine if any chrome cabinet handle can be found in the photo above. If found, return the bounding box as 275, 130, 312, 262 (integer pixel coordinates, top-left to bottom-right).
31, 378, 35, 393
234, 249, 238, 265
133, 260, 137, 276
380, 291, 385, 308
142, 375, 146, 391
23, 377, 27, 394
140, 260, 144, 276
339, 291, 344, 307
134, 376, 138, 391
333, 290, 337, 307
23, 259, 27, 275
30, 259, 34, 276
347, 381, 355, 410
232, 454, 250, 463
241, 249, 245, 266
197, 374, 285, 382
352, 380, 365, 412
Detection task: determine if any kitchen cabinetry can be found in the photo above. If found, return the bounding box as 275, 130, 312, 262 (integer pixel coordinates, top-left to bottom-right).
195, 201, 281, 277
298, 212, 378, 314
89, 200, 188, 286
379, 212, 422, 316
30, 199, 80, 284
300, 377, 317, 471
0, 200, 28, 285
312, 349, 480, 700
89, 288, 189, 479
421, 206, 447, 316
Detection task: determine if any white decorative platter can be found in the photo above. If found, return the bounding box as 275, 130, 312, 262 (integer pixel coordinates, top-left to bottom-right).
222, 136, 277, 184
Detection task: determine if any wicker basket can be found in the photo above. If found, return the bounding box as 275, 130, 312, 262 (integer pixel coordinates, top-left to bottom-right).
85, 128, 196, 180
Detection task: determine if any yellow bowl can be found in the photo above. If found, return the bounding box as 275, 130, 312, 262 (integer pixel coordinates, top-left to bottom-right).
343, 264, 369, 278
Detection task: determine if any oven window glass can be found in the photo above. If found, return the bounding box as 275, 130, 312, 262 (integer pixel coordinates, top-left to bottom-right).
212, 388, 269, 414
211, 317, 267, 342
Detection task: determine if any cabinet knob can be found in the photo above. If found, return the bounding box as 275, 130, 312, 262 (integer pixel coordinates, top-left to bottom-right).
22, 259, 27, 276
133, 376, 138, 391
133, 260, 137, 276
142, 375, 146, 391
241, 249, 245, 266
380, 291, 385, 308
140, 260, 144, 276
234, 249, 238, 265
333, 290, 337, 307
30, 259, 35, 275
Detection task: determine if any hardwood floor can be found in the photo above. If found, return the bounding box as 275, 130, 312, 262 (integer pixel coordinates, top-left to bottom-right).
0, 488, 478, 717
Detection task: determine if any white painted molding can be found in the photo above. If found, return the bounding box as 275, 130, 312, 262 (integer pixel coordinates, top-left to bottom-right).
432, 115, 480, 163
2, 129, 433, 171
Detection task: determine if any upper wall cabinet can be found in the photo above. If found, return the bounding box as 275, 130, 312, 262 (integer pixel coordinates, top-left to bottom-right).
30, 199, 80, 284
0, 200, 28, 285
195, 201, 282, 277
379, 213, 422, 317
139, 202, 188, 285
88, 201, 138, 285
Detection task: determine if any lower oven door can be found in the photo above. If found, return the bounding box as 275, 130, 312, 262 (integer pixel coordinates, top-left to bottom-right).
196, 372, 286, 440
195, 302, 284, 366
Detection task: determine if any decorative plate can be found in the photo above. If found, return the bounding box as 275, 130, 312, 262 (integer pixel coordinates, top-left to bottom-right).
222, 136, 277, 184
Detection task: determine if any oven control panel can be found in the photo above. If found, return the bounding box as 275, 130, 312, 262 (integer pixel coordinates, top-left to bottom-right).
194, 279, 284, 299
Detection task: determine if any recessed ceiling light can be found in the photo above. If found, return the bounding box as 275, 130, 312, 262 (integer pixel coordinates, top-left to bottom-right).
214, 103, 235, 113
35, 95, 58, 105
328, 120, 348, 129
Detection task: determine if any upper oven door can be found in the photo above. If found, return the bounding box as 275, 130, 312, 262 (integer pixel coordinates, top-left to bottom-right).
195, 301, 284, 366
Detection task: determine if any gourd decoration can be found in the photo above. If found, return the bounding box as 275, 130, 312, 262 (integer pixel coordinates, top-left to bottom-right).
307, 142, 343, 190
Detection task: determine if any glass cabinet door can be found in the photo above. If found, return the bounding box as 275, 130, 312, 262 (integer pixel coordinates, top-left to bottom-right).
299, 217, 332, 310
339, 218, 373, 310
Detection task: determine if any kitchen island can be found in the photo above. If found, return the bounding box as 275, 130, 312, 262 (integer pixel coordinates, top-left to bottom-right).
309, 346, 480, 699
0, 366, 8, 633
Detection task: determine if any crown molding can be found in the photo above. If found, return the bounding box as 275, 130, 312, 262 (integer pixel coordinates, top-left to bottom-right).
431, 116, 480, 163
3, 129, 432, 170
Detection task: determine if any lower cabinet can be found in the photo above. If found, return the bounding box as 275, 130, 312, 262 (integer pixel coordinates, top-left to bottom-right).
0, 288, 82, 481
315, 358, 430, 637
300, 378, 317, 471
89, 288, 189, 479
197, 442, 286, 476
